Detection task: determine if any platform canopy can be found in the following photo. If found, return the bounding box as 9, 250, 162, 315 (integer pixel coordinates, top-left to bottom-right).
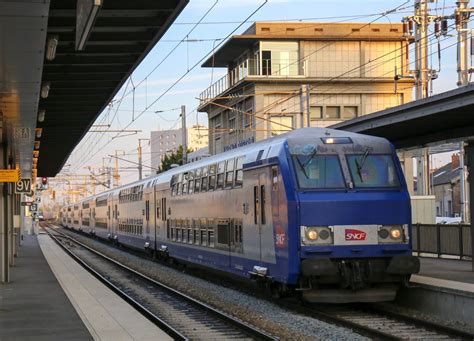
0, 0, 187, 178
331, 83, 474, 149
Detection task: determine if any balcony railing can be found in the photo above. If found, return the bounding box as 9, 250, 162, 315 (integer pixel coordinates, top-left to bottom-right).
199, 58, 304, 105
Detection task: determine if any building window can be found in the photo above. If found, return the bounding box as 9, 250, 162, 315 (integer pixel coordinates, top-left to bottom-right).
243, 109, 253, 128
228, 111, 236, 132
326, 106, 340, 119
262, 50, 272, 75
343, 106, 358, 119
310, 106, 322, 121
270, 115, 294, 136
260, 41, 299, 76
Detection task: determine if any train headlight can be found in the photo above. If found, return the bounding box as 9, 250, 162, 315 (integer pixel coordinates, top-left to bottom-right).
378, 225, 406, 243
390, 227, 401, 239
306, 228, 318, 241
301, 226, 333, 245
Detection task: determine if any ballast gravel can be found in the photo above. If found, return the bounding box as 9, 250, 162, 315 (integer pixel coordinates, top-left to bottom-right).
56, 227, 367, 340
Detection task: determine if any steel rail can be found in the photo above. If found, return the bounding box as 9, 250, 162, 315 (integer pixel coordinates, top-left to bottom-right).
44, 225, 277, 341
279, 299, 474, 341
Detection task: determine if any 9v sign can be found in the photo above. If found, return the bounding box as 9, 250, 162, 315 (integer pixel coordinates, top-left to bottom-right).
15, 178, 32, 194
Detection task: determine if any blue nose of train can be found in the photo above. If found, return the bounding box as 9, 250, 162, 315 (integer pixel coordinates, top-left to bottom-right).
298, 191, 410, 227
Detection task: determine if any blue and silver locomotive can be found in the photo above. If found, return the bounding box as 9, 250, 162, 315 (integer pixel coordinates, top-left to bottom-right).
61, 128, 419, 303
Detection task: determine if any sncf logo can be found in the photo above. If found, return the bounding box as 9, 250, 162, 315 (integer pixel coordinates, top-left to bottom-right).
345, 229, 367, 241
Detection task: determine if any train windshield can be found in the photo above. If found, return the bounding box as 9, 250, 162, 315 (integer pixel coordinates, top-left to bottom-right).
347, 154, 400, 188
292, 154, 345, 189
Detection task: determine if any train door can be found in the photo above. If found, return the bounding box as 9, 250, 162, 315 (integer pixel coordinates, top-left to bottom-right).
144, 191, 150, 240
110, 195, 118, 237
254, 172, 268, 262
107, 202, 112, 235
154, 187, 167, 248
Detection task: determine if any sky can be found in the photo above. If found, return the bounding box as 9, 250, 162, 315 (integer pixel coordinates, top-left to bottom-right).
62, 0, 464, 186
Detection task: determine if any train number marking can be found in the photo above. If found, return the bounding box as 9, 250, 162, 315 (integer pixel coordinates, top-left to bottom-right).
345, 229, 367, 241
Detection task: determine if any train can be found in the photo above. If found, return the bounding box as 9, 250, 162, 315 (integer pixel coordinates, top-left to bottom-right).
60, 127, 420, 303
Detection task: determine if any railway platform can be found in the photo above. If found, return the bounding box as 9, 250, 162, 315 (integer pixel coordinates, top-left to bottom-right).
396, 257, 474, 326
413, 257, 474, 290
0, 233, 170, 340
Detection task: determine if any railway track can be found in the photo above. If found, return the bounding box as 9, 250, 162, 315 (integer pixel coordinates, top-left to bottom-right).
43, 225, 277, 341
45, 224, 474, 340
289, 301, 474, 340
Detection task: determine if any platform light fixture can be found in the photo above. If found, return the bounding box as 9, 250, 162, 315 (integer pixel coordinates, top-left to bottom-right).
37, 110, 45, 123
41, 82, 51, 99
35, 128, 42, 138
46, 35, 59, 61
34, 141, 40, 150
33, 150, 39, 158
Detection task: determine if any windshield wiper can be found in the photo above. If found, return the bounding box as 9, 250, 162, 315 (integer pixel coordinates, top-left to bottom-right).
295, 156, 309, 179
302, 148, 318, 169
355, 147, 370, 182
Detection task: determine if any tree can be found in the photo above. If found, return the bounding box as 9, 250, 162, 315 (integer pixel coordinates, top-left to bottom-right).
158, 145, 193, 173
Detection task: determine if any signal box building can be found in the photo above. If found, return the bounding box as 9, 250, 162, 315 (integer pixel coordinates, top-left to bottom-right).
197, 22, 415, 155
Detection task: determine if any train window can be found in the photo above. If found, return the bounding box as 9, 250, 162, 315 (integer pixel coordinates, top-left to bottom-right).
202, 166, 209, 177
200, 230, 207, 246
201, 177, 208, 192
217, 161, 225, 173
188, 180, 194, 194
194, 178, 201, 193
193, 229, 199, 244
187, 228, 192, 243
225, 159, 235, 188
217, 173, 224, 189
272, 166, 279, 191
195, 168, 202, 177
292, 154, 345, 189
208, 230, 215, 247
172, 184, 177, 196
217, 223, 229, 245
346, 154, 400, 188
209, 164, 216, 175
208, 174, 216, 191
217, 161, 225, 189
235, 156, 244, 187
225, 171, 234, 188
182, 182, 188, 195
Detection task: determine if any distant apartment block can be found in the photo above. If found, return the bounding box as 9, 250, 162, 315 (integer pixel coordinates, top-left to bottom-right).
150, 125, 208, 171
197, 22, 415, 154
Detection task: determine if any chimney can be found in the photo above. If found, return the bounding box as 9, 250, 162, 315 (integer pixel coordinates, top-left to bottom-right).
452, 153, 460, 170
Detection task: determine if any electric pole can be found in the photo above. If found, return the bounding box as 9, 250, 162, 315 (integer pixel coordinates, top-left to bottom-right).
181, 105, 187, 165
404, 0, 439, 195
457, 0, 470, 86
138, 138, 150, 180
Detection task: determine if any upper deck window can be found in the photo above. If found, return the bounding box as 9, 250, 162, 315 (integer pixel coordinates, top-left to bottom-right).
292, 154, 345, 189
347, 154, 400, 188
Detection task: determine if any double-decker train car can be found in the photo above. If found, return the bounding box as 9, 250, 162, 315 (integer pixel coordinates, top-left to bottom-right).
62, 127, 419, 303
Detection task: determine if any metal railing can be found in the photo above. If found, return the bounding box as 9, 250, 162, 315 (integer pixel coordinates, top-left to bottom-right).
199, 58, 303, 104
412, 224, 472, 259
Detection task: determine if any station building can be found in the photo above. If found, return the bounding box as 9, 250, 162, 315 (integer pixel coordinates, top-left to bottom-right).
197, 22, 415, 155
150, 125, 208, 171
